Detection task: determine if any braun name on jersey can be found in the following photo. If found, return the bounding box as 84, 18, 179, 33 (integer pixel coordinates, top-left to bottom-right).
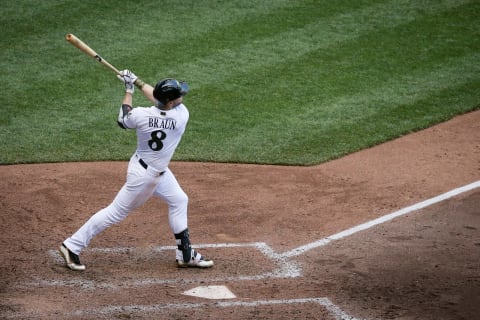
148, 116, 176, 131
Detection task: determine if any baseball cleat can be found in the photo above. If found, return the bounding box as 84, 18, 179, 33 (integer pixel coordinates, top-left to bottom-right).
176, 249, 214, 268
59, 243, 86, 271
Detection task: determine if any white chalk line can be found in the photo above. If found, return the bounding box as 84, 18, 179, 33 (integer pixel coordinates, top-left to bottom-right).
2, 297, 359, 320
280, 180, 480, 258
79, 298, 360, 320
38, 241, 300, 289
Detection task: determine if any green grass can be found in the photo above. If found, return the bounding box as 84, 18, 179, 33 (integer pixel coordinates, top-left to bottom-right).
0, 0, 478, 165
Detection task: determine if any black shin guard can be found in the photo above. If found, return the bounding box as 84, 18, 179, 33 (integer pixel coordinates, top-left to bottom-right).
175, 229, 192, 262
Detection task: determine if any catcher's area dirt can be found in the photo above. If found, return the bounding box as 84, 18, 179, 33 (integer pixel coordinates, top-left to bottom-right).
1, 110, 479, 319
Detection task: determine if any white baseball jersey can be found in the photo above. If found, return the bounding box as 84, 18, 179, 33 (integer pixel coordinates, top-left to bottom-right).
123, 104, 189, 171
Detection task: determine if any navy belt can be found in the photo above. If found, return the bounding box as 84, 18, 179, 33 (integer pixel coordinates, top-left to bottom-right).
138, 158, 148, 169
138, 158, 165, 175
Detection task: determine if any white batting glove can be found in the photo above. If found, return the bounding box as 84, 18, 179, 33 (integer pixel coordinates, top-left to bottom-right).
117, 69, 138, 94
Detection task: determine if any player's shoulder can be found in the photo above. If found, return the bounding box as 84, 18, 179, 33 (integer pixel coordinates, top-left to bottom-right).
131, 106, 157, 115
132, 105, 188, 120
176, 103, 189, 116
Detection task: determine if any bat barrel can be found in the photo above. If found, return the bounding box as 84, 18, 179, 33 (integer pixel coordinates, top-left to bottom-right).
66, 33, 121, 75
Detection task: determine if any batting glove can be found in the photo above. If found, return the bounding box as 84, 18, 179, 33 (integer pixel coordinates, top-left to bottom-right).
118, 69, 138, 94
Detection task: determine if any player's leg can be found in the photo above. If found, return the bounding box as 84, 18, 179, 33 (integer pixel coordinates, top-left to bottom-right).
153, 168, 188, 233
60, 156, 162, 270
153, 169, 213, 268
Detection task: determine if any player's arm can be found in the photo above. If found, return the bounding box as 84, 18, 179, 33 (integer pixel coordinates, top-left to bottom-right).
117, 92, 133, 129
139, 83, 156, 104
117, 70, 135, 129
116, 70, 156, 128
118, 69, 156, 103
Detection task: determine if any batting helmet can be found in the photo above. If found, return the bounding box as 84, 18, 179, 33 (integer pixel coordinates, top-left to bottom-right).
153, 78, 189, 105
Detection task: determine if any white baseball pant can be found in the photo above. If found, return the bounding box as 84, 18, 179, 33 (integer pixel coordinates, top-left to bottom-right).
64, 154, 188, 255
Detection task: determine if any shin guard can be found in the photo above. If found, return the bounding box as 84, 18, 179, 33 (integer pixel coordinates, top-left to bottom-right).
175, 228, 192, 262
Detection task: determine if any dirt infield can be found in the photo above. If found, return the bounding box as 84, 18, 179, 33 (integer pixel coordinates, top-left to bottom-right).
1, 110, 479, 319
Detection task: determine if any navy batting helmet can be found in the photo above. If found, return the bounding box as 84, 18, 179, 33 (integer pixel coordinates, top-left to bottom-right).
153, 78, 189, 105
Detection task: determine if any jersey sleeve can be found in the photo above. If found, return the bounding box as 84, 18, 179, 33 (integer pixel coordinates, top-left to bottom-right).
121, 107, 138, 129
117, 104, 133, 129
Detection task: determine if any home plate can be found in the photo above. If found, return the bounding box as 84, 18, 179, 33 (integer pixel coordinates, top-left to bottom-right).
183, 285, 236, 300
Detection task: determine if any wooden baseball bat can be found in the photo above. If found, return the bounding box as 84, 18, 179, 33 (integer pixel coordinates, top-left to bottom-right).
65, 33, 145, 88
66, 33, 121, 75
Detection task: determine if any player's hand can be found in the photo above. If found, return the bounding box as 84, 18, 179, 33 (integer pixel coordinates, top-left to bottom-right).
117, 69, 138, 94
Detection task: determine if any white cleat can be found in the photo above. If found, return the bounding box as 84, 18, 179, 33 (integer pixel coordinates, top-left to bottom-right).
59, 243, 86, 271
176, 249, 214, 268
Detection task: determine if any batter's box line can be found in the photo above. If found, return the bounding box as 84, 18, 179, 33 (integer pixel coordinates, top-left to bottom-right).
73, 297, 362, 320
36, 180, 479, 290
1, 297, 362, 320
279, 180, 480, 259
38, 242, 301, 290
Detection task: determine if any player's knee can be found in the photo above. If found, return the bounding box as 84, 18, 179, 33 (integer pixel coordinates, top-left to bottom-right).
176, 192, 188, 206
167, 191, 188, 208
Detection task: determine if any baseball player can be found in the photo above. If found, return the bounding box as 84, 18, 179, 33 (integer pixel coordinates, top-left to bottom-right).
59, 70, 213, 270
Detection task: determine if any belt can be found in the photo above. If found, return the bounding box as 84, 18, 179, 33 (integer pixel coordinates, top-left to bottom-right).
138, 157, 165, 175
138, 158, 148, 169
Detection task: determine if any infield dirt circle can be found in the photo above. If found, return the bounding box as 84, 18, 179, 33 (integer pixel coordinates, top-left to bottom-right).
1, 110, 479, 319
